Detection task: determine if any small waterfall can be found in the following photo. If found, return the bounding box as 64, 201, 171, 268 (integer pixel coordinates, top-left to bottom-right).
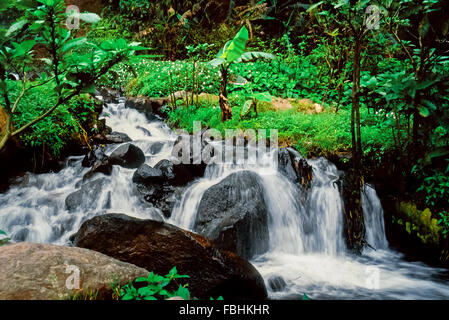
362, 184, 388, 250
1, 94, 449, 299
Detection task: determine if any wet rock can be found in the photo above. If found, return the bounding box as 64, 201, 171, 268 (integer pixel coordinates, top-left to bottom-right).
278, 147, 313, 188
82, 145, 108, 168
95, 87, 121, 104
109, 143, 145, 169
149, 142, 164, 155
267, 276, 287, 292
137, 126, 152, 136
132, 162, 186, 217
125, 96, 169, 119
75, 214, 267, 300
154, 159, 175, 180
132, 164, 164, 185
12, 228, 29, 242
194, 170, 269, 259
0, 242, 149, 300
171, 134, 209, 181
65, 178, 110, 212
82, 160, 113, 181
91, 132, 131, 145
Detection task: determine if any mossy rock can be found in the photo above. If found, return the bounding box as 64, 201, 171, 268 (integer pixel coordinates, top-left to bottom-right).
394, 201, 441, 246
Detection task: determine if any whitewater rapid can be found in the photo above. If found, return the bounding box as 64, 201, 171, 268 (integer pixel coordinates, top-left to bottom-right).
0, 95, 448, 299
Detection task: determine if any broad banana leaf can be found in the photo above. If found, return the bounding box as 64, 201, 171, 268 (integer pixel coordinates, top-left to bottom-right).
234, 51, 276, 63
217, 26, 249, 63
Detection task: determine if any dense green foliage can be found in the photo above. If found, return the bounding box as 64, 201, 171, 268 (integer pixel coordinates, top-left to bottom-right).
119, 267, 190, 300
0, 0, 146, 155
1, 1, 449, 257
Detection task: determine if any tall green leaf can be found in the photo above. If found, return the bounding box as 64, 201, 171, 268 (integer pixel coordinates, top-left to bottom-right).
218, 26, 249, 63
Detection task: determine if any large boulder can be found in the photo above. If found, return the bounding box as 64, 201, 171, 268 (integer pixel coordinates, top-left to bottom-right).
194, 170, 269, 259
75, 214, 267, 300
65, 178, 110, 212
0, 242, 149, 300
109, 143, 145, 169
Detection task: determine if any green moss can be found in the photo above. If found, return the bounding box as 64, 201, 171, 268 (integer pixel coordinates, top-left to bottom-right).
394, 202, 442, 246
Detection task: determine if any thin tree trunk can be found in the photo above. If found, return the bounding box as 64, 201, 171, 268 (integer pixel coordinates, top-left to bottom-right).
345, 35, 366, 254
219, 65, 232, 122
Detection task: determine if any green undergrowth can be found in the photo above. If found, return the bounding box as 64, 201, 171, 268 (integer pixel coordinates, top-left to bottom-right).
393, 202, 442, 247
166, 101, 394, 159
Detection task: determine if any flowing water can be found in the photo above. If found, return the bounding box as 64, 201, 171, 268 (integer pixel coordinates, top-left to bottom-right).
1, 96, 449, 299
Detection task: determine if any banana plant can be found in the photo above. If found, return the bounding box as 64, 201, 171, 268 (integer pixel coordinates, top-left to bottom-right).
240, 89, 272, 119
208, 26, 276, 122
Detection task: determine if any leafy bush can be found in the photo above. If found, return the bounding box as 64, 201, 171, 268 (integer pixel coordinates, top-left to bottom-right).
119, 267, 190, 300
394, 202, 442, 246
4, 81, 99, 157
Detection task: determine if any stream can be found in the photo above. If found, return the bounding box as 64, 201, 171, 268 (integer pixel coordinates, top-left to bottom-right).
1, 95, 449, 300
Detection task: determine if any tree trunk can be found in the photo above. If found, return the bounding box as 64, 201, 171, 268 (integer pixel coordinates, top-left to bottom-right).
344, 35, 366, 254
219, 65, 233, 122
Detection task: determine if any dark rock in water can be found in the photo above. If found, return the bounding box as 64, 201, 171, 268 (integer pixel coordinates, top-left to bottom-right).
92, 132, 131, 145
83, 159, 113, 181
171, 134, 210, 181
75, 214, 267, 300
154, 159, 175, 180
194, 170, 269, 259
125, 96, 169, 120
13, 228, 30, 242
131, 162, 185, 217
137, 126, 152, 136
278, 147, 313, 188
65, 178, 110, 212
132, 164, 163, 185
149, 142, 164, 155
267, 276, 287, 292
109, 143, 145, 169
95, 87, 121, 104
82, 145, 108, 168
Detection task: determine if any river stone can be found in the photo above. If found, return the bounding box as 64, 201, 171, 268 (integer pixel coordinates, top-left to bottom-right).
83, 159, 113, 181
267, 275, 287, 292
75, 214, 267, 300
132, 164, 164, 185
65, 178, 110, 212
82, 145, 108, 168
0, 242, 149, 300
92, 132, 131, 145
149, 142, 164, 155
194, 170, 269, 259
109, 143, 145, 169
132, 161, 187, 217
278, 147, 313, 188
125, 96, 169, 119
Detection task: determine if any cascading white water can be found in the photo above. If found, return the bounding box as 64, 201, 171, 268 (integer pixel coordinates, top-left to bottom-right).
362, 184, 388, 250
1, 95, 449, 299
0, 96, 177, 245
